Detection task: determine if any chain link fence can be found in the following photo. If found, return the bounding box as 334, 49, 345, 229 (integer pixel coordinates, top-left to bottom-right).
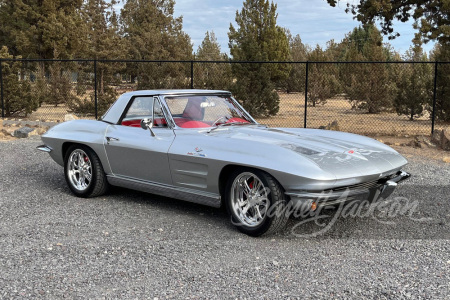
0, 59, 448, 136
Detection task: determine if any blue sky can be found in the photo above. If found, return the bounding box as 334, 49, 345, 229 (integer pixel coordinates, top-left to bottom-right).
114, 0, 436, 57
173, 0, 435, 57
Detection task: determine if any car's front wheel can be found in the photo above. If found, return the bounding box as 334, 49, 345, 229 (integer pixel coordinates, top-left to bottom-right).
64, 145, 109, 198
225, 168, 288, 236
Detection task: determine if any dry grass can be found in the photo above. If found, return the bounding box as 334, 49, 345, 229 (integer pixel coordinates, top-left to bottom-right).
257, 92, 446, 136
9, 90, 447, 137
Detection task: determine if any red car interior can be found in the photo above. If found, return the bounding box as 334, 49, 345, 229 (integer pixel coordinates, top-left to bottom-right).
121, 97, 249, 129
226, 117, 249, 124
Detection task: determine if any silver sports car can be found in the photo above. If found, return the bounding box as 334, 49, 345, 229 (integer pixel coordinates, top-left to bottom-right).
38, 89, 410, 236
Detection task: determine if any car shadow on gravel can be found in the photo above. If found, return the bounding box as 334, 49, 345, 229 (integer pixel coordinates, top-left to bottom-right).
104, 184, 450, 240
32, 170, 450, 240
110, 186, 233, 223
283, 185, 450, 240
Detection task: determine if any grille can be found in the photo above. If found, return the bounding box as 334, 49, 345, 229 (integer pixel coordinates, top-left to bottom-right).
329, 180, 381, 192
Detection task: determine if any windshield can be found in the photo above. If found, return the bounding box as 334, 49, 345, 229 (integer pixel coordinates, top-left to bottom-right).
164, 95, 255, 128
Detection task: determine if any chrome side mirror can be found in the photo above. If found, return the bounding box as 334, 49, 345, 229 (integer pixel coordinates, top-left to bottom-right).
140, 118, 155, 137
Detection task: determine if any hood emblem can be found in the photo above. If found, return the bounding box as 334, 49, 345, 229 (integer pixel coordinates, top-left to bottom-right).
195, 147, 203, 152
348, 150, 355, 154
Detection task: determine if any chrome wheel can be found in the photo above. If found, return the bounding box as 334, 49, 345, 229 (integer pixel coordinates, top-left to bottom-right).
230, 172, 269, 227
67, 149, 92, 191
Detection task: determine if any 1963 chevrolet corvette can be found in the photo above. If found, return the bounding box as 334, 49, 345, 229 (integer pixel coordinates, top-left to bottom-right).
37, 89, 410, 236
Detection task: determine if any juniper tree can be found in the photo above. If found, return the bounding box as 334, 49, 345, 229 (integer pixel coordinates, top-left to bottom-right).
307, 45, 340, 107
284, 32, 308, 94
429, 43, 450, 122
341, 25, 395, 113
394, 41, 432, 120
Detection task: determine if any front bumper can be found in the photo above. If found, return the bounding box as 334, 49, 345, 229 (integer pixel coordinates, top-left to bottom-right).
287, 170, 411, 209
36, 145, 52, 153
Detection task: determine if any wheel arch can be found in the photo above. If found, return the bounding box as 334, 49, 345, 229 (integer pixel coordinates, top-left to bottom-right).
218, 164, 285, 199
62, 142, 94, 159
61, 141, 112, 174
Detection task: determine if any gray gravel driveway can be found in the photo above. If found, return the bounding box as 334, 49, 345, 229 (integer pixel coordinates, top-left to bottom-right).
0, 137, 449, 299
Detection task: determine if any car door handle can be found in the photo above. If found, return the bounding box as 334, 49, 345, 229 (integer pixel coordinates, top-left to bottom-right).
106, 137, 119, 144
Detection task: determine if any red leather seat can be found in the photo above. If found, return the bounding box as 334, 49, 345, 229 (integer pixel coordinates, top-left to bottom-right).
182, 97, 204, 120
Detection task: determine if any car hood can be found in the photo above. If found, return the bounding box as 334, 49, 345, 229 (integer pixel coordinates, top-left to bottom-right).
208, 125, 407, 178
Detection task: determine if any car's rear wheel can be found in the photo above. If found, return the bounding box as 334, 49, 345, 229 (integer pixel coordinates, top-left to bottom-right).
225, 168, 288, 236
64, 145, 109, 198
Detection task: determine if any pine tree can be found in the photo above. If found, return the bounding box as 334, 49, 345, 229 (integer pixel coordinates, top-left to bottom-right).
228, 0, 290, 117
68, 0, 125, 116
0, 0, 86, 115
0, 46, 37, 117
194, 31, 231, 90
327, 0, 449, 45
120, 0, 192, 89
0, 0, 84, 59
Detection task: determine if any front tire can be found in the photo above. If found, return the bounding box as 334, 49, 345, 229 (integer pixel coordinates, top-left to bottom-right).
64, 145, 109, 198
225, 168, 288, 236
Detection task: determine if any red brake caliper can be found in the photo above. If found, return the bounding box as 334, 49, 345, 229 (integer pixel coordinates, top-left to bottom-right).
245, 180, 253, 200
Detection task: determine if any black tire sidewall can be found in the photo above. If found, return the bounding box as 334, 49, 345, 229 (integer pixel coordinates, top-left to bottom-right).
225, 168, 283, 237
64, 145, 99, 198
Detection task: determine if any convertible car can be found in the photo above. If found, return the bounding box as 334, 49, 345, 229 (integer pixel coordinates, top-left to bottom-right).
37, 89, 410, 236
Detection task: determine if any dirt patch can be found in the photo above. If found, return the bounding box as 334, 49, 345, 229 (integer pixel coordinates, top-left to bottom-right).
375, 135, 448, 162
393, 144, 450, 164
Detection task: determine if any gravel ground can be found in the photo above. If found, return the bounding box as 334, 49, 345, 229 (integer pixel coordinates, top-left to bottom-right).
0, 137, 449, 299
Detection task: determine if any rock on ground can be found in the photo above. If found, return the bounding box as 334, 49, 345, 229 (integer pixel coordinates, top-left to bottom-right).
441, 128, 450, 151
431, 129, 441, 145
64, 114, 79, 122
13, 127, 35, 138
319, 120, 340, 131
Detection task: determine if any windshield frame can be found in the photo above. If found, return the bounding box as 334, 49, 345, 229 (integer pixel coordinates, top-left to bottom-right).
162, 93, 258, 129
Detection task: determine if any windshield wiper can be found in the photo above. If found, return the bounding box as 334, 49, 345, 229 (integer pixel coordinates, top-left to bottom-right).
207, 121, 253, 133
220, 121, 251, 127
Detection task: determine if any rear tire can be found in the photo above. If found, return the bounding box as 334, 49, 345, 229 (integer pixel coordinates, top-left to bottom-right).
64, 145, 109, 198
225, 168, 288, 237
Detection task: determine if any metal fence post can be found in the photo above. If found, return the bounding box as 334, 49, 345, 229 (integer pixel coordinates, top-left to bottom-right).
94, 59, 98, 119
0, 59, 4, 118
190, 60, 194, 89
431, 61, 438, 135
304, 61, 309, 128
